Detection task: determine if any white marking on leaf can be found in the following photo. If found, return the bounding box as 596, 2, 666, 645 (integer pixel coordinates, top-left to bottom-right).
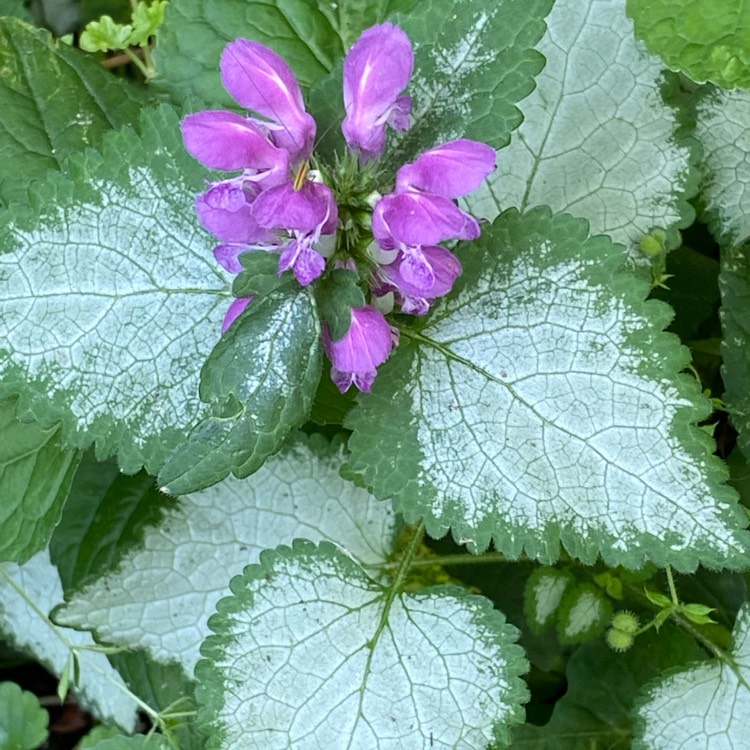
467, 0, 691, 256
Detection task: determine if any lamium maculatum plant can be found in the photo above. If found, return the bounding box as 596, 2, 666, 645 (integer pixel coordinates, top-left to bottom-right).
1, 1, 750, 749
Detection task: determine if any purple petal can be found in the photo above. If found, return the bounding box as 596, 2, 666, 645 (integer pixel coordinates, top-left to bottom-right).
399, 249, 435, 293
278, 240, 326, 286
221, 296, 253, 333
196, 181, 270, 243
381, 245, 462, 299
253, 181, 336, 234
221, 39, 316, 161
214, 243, 250, 274
388, 95, 412, 132
323, 306, 394, 375
342, 23, 414, 159
181, 111, 290, 180
373, 192, 480, 247
395, 139, 496, 198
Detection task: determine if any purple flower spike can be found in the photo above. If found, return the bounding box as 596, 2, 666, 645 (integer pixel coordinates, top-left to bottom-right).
373, 192, 480, 248
342, 23, 414, 160
396, 139, 496, 198
181, 111, 290, 183
221, 39, 316, 162
324, 305, 395, 393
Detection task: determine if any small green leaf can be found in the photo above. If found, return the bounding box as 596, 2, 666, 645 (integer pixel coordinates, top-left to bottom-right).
0, 18, 147, 206
232, 251, 293, 299
58, 434, 397, 674
80, 15, 133, 52
129, 0, 167, 46
0, 399, 81, 564
644, 589, 673, 608
523, 567, 574, 634
556, 584, 612, 645
0, 682, 48, 750
633, 603, 750, 749
316, 269, 365, 341
679, 603, 717, 625
57, 653, 72, 703
466, 0, 696, 260
197, 540, 528, 749
157, 286, 322, 494
627, 0, 750, 89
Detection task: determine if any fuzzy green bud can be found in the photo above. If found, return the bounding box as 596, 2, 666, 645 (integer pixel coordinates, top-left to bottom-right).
606, 626, 635, 652
611, 610, 640, 634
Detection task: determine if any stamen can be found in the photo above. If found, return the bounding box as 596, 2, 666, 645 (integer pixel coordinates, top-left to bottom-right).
293, 161, 310, 191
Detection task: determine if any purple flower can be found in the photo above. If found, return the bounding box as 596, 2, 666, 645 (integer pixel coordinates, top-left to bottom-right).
395, 139, 496, 197
252, 181, 338, 286
181, 110, 291, 183
323, 306, 396, 393
376, 245, 462, 315
194, 179, 272, 244
373, 192, 480, 248
182, 27, 496, 395
221, 39, 316, 162
342, 23, 414, 160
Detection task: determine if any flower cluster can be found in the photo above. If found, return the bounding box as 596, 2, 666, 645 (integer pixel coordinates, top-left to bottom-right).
181, 23, 495, 393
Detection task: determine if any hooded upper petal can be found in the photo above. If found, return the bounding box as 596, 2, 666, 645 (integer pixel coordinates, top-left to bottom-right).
396, 139, 496, 198
373, 192, 480, 247
342, 23, 414, 160
253, 181, 337, 234
181, 110, 290, 182
221, 39, 316, 161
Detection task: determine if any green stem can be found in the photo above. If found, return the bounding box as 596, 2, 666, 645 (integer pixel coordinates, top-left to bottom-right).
368, 521, 425, 647
366, 551, 509, 571
141, 44, 156, 77
665, 565, 679, 605
0, 566, 167, 732
671, 611, 733, 665
122, 47, 151, 78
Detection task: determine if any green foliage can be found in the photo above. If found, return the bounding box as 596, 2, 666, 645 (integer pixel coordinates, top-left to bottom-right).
197, 540, 528, 749
466, 0, 697, 258
0, 681, 48, 750
628, 0, 750, 89
157, 287, 322, 494
80, 14, 133, 52
345, 208, 750, 569
316, 269, 366, 340
556, 584, 612, 645
512, 626, 704, 749
523, 567, 574, 634
0, 105, 229, 474
633, 604, 750, 749
388, 0, 552, 163
0, 18, 147, 206
0, 400, 80, 564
